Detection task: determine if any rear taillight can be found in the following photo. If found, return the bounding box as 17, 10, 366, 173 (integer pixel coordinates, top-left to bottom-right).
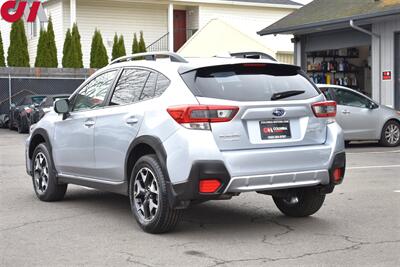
167, 105, 239, 130
312, 101, 337, 118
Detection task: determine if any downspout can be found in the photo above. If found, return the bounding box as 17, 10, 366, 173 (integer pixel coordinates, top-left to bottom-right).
349, 20, 381, 104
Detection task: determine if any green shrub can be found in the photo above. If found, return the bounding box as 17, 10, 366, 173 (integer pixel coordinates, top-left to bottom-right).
90, 29, 108, 68
7, 20, 30, 67
0, 31, 6, 67
62, 29, 72, 67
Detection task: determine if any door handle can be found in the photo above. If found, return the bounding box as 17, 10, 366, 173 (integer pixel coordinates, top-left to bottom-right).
342, 110, 351, 115
126, 117, 139, 125
84, 119, 95, 127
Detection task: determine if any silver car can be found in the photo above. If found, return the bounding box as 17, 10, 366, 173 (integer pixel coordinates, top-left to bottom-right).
25, 52, 346, 233
318, 84, 400, 146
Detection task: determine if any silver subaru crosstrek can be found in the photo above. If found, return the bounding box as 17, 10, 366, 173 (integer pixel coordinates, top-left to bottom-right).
26, 52, 346, 233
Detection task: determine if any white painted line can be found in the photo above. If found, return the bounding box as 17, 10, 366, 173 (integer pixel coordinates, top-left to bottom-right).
394, 190, 400, 193
347, 150, 400, 155
348, 165, 400, 170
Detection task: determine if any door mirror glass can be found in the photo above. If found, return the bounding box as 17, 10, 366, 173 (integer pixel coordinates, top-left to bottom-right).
367, 101, 378, 110
54, 99, 69, 114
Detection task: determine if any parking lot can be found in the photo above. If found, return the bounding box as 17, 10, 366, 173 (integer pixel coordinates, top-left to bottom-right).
0, 128, 399, 266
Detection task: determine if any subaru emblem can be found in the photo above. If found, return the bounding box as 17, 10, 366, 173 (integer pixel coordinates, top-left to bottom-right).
273, 108, 286, 117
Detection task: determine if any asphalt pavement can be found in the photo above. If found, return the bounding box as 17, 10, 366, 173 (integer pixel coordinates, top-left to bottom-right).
0, 129, 399, 266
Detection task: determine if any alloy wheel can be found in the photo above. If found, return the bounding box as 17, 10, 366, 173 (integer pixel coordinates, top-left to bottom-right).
133, 167, 160, 222
33, 152, 49, 194
385, 124, 400, 145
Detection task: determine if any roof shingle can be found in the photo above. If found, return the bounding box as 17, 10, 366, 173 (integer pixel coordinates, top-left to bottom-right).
258, 0, 400, 35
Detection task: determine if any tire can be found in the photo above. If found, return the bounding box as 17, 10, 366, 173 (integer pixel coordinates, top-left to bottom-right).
129, 154, 182, 234
32, 143, 67, 202
379, 120, 400, 147
17, 117, 29, 134
273, 188, 325, 217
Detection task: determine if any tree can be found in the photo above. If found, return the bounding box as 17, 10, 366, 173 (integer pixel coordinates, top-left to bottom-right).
70, 23, 83, 68
118, 35, 126, 57
139, 31, 146, 53
7, 20, 29, 67
35, 29, 47, 67
35, 17, 58, 68
112, 33, 126, 60
46, 17, 58, 67
90, 29, 108, 68
62, 29, 72, 67
111, 33, 119, 61
0, 31, 5, 67
132, 33, 139, 54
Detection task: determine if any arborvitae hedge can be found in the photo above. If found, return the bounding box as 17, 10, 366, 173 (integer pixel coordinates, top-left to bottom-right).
7, 20, 30, 67
112, 34, 126, 60
62, 29, 72, 67
63, 24, 83, 68
139, 31, 146, 53
35, 17, 58, 68
70, 23, 83, 68
132, 33, 139, 54
46, 17, 58, 67
0, 31, 5, 67
35, 29, 47, 67
90, 29, 108, 68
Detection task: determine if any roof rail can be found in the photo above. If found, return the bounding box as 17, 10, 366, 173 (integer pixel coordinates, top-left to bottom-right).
230, 52, 277, 62
109, 51, 188, 65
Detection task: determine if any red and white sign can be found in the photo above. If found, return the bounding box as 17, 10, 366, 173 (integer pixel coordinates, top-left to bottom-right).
382, 71, 392, 81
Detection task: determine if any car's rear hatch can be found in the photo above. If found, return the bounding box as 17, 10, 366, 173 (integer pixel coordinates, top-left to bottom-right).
180, 62, 329, 151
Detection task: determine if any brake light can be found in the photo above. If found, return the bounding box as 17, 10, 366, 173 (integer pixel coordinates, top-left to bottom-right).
312, 101, 337, 118
167, 105, 239, 130
199, 179, 221, 193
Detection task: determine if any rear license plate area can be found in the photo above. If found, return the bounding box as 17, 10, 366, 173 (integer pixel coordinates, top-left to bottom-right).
260, 120, 291, 140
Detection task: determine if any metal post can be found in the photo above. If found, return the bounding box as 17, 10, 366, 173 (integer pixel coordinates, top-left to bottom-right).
8, 74, 12, 106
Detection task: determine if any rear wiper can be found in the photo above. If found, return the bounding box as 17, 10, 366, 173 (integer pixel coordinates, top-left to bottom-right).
271, 90, 305, 101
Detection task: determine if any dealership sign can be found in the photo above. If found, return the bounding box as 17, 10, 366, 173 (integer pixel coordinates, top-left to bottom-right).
1, 1, 44, 23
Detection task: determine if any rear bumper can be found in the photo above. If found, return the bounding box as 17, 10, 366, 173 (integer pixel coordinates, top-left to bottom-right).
169, 152, 346, 208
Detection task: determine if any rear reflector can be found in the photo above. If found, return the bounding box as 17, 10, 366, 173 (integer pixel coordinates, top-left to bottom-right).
312, 101, 337, 118
199, 179, 221, 193
167, 105, 239, 130
333, 168, 344, 184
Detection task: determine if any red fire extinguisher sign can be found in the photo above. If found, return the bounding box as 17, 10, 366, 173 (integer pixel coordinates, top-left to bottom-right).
382, 71, 392, 80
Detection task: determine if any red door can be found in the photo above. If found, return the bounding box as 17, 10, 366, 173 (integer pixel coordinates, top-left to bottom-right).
173, 10, 186, 52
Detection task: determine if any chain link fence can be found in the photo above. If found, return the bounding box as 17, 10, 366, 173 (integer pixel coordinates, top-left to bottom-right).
0, 68, 91, 115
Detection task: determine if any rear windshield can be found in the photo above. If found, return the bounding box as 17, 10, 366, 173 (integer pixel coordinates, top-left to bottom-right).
20, 96, 46, 105
181, 64, 320, 101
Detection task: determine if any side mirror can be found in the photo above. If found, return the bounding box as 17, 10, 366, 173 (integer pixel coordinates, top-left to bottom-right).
367, 101, 378, 110
54, 99, 70, 117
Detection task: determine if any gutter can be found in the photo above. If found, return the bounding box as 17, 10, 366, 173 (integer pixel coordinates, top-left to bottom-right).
349, 20, 382, 104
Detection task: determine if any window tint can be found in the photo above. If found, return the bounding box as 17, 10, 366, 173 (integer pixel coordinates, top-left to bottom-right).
140, 72, 157, 101
320, 87, 335, 101
155, 73, 170, 97
73, 70, 118, 112
333, 89, 370, 108
181, 64, 320, 101
110, 69, 150, 105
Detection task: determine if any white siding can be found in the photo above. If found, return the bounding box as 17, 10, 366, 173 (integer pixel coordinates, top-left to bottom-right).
198, 4, 295, 53
69, 0, 168, 67
372, 18, 400, 108
0, 19, 12, 65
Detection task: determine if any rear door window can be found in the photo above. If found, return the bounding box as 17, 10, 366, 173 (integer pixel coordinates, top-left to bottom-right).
181, 64, 320, 101
333, 88, 370, 108
110, 69, 150, 105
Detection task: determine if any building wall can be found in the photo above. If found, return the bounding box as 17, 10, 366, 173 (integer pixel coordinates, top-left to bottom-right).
75, 0, 168, 67
198, 4, 295, 54
372, 18, 400, 108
